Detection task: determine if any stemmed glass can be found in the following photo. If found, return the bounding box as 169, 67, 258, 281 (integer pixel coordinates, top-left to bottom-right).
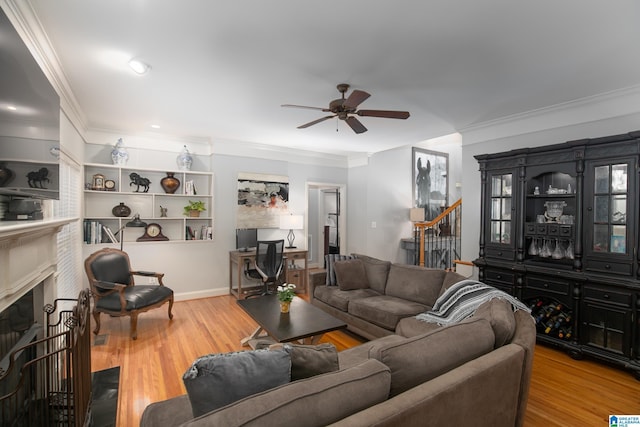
552, 238, 564, 259
528, 238, 539, 256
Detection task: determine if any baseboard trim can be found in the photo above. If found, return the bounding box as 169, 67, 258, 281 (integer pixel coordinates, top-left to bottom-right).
173, 287, 229, 302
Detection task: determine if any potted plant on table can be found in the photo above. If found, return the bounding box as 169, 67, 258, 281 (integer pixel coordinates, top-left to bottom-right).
277, 283, 296, 313
183, 200, 206, 217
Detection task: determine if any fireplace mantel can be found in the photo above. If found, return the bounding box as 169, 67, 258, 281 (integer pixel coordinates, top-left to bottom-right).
0, 218, 77, 314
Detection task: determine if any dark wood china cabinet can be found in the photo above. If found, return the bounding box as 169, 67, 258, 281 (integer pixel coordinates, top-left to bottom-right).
475, 130, 640, 379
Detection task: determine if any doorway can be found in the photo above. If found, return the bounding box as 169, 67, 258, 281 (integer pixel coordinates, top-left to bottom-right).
306, 182, 347, 269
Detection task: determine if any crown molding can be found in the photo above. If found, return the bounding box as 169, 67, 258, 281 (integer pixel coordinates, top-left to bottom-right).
459, 84, 640, 146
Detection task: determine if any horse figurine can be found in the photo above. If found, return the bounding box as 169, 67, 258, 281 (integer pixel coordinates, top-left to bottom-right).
129, 173, 151, 193
27, 167, 49, 189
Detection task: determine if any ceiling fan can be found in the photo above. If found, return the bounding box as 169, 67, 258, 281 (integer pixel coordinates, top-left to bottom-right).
281, 83, 410, 134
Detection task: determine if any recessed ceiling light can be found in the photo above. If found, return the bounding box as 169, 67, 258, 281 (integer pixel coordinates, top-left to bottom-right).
128, 58, 151, 75
7, 105, 17, 111
151, 124, 160, 129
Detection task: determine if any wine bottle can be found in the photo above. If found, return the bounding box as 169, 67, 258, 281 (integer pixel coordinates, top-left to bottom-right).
558, 325, 572, 340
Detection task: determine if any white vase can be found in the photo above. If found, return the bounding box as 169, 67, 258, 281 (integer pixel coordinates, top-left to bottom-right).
177, 145, 193, 171
111, 138, 129, 166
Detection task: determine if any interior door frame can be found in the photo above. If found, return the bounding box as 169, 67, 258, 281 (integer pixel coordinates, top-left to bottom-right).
305, 181, 347, 269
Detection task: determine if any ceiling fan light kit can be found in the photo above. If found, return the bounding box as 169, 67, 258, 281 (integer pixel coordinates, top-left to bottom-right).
282, 84, 410, 134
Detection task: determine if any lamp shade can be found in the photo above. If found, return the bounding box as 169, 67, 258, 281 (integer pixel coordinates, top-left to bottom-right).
280, 214, 304, 230
410, 207, 425, 222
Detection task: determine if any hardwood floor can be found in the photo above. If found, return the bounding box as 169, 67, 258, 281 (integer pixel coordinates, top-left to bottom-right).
91, 295, 639, 426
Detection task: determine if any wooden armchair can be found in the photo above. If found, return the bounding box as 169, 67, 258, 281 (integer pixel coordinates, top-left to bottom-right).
84, 248, 174, 340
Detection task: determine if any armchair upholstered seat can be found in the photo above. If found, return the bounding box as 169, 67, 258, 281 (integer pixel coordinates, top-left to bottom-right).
84, 248, 174, 340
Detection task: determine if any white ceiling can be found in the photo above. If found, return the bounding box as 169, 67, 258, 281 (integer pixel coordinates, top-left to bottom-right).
25, 0, 640, 156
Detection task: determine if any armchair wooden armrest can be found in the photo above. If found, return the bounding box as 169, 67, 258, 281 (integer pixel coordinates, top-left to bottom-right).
131, 271, 166, 285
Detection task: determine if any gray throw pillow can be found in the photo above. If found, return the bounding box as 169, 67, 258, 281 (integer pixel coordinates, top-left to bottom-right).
325, 254, 355, 286
270, 343, 340, 380
334, 259, 369, 290
182, 349, 291, 417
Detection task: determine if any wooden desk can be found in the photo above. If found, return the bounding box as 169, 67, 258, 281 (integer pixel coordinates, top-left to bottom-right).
229, 248, 308, 299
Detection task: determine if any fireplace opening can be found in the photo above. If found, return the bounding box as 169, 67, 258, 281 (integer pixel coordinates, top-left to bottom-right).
0, 289, 43, 426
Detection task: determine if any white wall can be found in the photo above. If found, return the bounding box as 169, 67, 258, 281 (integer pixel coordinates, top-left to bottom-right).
346, 134, 462, 263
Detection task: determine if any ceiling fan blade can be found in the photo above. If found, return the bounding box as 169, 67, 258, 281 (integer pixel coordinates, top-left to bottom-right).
346, 116, 367, 134
357, 110, 410, 119
281, 104, 330, 112
343, 90, 370, 109
297, 115, 335, 129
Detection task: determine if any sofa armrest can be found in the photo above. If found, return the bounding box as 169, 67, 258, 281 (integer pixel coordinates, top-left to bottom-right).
308, 270, 327, 303
140, 394, 193, 427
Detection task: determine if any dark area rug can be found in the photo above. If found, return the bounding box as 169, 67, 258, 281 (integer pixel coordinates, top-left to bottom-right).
90, 366, 120, 427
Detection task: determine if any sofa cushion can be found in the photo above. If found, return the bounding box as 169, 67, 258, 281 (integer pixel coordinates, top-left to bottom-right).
182, 349, 291, 417
468, 298, 517, 348
349, 295, 427, 331
439, 271, 468, 296
368, 317, 495, 397
325, 254, 355, 286
353, 254, 391, 294
269, 343, 340, 380
334, 259, 370, 290
384, 264, 446, 306
182, 359, 391, 427
395, 315, 442, 337
313, 285, 381, 312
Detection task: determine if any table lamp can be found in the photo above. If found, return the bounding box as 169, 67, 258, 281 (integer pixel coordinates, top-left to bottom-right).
279, 214, 304, 249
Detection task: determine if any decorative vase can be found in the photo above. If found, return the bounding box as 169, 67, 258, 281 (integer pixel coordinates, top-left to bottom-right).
176, 145, 193, 171
111, 138, 129, 166
160, 172, 181, 194
280, 301, 291, 314
112, 202, 131, 217
0, 163, 15, 187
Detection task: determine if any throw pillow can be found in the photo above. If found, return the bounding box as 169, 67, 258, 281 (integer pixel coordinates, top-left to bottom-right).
182, 349, 291, 417
334, 259, 369, 290
353, 254, 391, 294
269, 343, 340, 380
324, 254, 354, 286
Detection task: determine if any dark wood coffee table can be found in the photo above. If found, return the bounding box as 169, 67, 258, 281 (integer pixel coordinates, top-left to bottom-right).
237, 294, 346, 348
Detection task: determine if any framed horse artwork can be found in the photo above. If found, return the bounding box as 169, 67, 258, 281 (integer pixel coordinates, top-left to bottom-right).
412, 148, 448, 221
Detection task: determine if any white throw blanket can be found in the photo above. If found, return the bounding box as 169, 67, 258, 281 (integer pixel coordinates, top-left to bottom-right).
416, 279, 531, 326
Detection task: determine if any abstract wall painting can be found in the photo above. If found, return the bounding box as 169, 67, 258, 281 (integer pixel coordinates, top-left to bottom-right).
237, 172, 289, 228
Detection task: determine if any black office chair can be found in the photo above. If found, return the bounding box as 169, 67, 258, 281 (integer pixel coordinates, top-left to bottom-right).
244, 240, 285, 296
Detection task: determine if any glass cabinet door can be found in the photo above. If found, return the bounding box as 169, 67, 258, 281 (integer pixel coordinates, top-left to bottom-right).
591, 163, 629, 254
489, 173, 512, 244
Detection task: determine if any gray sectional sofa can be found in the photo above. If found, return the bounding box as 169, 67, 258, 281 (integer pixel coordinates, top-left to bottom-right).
140, 255, 536, 427
309, 254, 469, 340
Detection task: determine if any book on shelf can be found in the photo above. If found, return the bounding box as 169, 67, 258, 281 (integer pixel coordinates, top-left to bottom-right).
83, 220, 118, 244
102, 225, 118, 243
184, 180, 197, 196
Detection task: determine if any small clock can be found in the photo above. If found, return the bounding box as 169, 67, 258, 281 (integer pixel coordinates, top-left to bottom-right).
137, 223, 169, 242
92, 173, 105, 191
104, 179, 116, 191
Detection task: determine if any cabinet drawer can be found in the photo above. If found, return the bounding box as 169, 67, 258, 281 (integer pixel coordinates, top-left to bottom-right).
583, 286, 632, 308
535, 224, 547, 234
484, 270, 514, 286
585, 259, 633, 276
286, 252, 306, 261
526, 277, 570, 297
547, 224, 559, 236
558, 225, 573, 238
525, 223, 536, 236
485, 247, 515, 261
